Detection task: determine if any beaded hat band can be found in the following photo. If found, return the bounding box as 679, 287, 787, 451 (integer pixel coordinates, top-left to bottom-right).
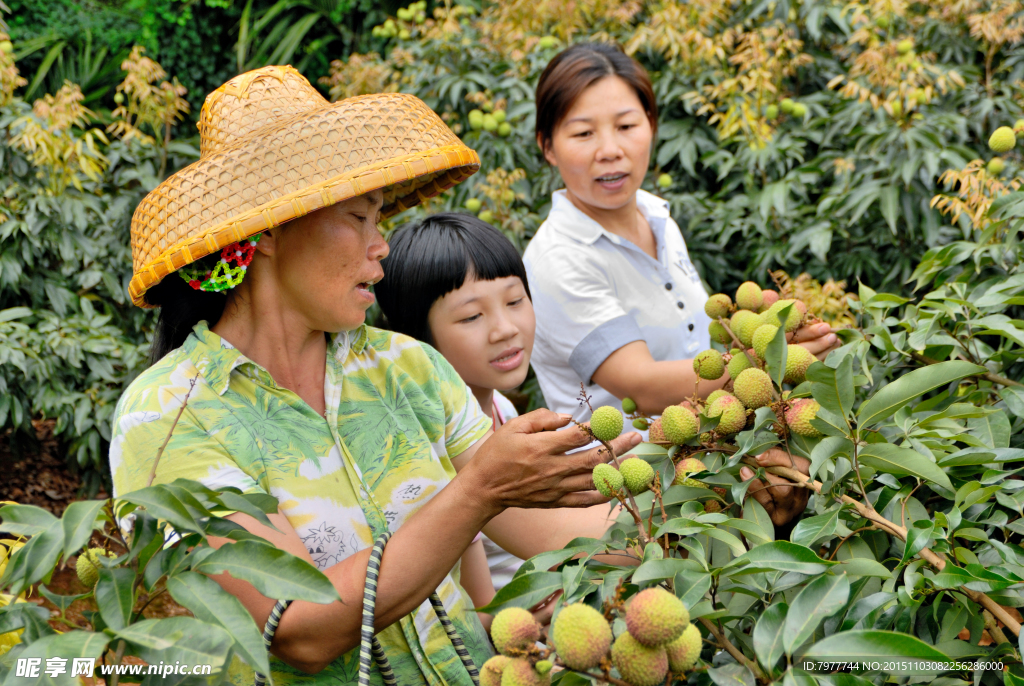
179, 235, 261, 293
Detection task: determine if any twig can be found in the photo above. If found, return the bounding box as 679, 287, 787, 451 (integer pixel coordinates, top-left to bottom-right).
108, 640, 127, 686
699, 617, 766, 681
982, 609, 1011, 646
146, 376, 198, 488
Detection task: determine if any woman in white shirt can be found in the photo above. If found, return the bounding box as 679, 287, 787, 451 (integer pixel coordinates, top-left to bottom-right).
525, 44, 839, 525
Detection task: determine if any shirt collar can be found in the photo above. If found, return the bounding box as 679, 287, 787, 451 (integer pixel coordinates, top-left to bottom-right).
548, 188, 671, 245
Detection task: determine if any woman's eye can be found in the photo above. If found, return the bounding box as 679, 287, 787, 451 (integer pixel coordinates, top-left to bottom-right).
508, 298, 524, 307
573, 130, 592, 138
459, 314, 481, 323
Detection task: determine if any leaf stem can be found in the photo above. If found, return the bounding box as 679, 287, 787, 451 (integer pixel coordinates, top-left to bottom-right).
147, 376, 198, 488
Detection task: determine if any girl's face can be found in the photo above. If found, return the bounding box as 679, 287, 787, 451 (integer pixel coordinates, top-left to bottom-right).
427, 274, 535, 398
542, 75, 654, 213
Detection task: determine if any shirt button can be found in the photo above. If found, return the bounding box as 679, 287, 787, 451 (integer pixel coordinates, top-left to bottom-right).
664, 283, 673, 290
688, 323, 695, 331
677, 301, 685, 309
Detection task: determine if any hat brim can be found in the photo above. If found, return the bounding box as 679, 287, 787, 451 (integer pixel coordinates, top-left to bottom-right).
129, 93, 480, 308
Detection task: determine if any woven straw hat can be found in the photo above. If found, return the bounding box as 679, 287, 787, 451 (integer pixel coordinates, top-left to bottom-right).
128, 65, 480, 307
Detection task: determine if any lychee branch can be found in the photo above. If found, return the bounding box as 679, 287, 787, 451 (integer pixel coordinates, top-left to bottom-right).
697, 617, 766, 682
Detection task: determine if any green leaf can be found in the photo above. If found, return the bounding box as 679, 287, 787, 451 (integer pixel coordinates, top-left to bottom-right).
707, 663, 756, 686
725, 541, 836, 576
210, 490, 278, 531
784, 573, 850, 654
0, 601, 54, 642
0, 307, 33, 323
765, 306, 792, 387
704, 527, 747, 557
166, 571, 270, 674
115, 617, 233, 675
6, 631, 109, 686
880, 185, 899, 233
95, 567, 135, 631
753, 602, 788, 672
519, 542, 605, 575
857, 361, 984, 428
192, 541, 339, 604
857, 444, 953, 491
1, 522, 64, 596
37, 586, 90, 613
807, 356, 854, 420
632, 559, 692, 585
835, 558, 892, 579
790, 510, 840, 548
0, 504, 58, 536
901, 520, 936, 564
803, 629, 953, 666
938, 447, 1024, 466
743, 499, 774, 544
60, 500, 106, 560
478, 571, 561, 613
117, 485, 206, 536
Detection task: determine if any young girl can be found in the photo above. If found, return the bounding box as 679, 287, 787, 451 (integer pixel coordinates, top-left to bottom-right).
375, 212, 535, 617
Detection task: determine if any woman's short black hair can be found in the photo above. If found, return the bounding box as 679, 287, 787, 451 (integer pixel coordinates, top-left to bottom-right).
376, 212, 531, 345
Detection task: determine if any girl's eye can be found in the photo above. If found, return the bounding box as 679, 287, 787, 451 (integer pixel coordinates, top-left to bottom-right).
508, 298, 524, 307
459, 314, 481, 323
620, 124, 635, 130
573, 130, 592, 138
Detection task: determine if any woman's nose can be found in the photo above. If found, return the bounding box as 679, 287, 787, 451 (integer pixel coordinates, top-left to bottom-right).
490, 313, 519, 342
595, 129, 624, 161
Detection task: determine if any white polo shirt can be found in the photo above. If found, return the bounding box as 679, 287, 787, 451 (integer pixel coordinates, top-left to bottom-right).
523, 189, 711, 421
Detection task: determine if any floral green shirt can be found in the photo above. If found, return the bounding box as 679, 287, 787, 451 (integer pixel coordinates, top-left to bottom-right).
110, 321, 494, 685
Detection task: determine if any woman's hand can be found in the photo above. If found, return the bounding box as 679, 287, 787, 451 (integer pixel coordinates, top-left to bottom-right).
789, 321, 840, 361
457, 409, 641, 516
739, 448, 811, 527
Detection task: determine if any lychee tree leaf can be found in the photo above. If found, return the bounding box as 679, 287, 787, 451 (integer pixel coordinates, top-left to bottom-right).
708, 663, 756, 686
857, 361, 984, 428
790, 509, 841, 549
192, 540, 339, 604
753, 601, 788, 672
807, 355, 855, 420
783, 572, 850, 654
765, 308, 791, 387
857, 443, 953, 491
809, 436, 854, 479
5, 631, 110, 686
60, 500, 107, 560
0, 503, 58, 536
724, 541, 836, 576
477, 571, 562, 613
95, 566, 135, 631
115, 617, 233, 676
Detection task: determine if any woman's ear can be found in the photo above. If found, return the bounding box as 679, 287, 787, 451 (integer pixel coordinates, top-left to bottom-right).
255, 229, 278, 256
538, 134, 558, 168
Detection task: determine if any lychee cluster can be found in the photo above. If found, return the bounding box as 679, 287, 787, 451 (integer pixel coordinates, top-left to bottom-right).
76, 547, 116, 589
485, 609, 550, 686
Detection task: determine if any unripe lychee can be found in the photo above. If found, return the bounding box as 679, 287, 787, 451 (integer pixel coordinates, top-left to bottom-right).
483, 114, 498, 132
590, 406, 623, 442
784, 344, 815, 384
693, 350, 725, 380
633, 418, 649, 430
665, 623, 702, 672
76, 548, 115, 589
611, 632, 669, 686
501, 658, 550, 686
593, 463, 624, 497
791, 103, 808, 118
990, 126, 1016, 154
727, 349, 753, 379
537, 35, 557, 49
897, 39, 913, 54
765, 104, 778, 119
752, 324, 779, 360
491, 607, 541, 655
760, 289, 780, 312
709, 321, 732, 345
706, 389, 733, 405
478, 210, 494, 223
780, 98, 795, 114
733, 368, 774, 409
891, 100, 902, 117
733, 310, 762, 347
657, 173, 673, 189
469, 109, 485, 129
482, 656, 510, 686
704, 293, 732, 319
113, 91, 124, 105
735, 282, 763, 311
535, 661, 552, 675
551, 603, 613, 670
675, 457, 706, 478
786, 398, 823, 438
707, 395, 747, 435
626, 587, 689, 646
988, 157, 1006, 176
621, 397, 637, 414
498, 122, 512, 137
619, 457, 655, 494
661, 406, 698, 444
493, 110, 507, 124
465, 198, 482, 212
648, 417, 666, 442
0, 40, 12, 54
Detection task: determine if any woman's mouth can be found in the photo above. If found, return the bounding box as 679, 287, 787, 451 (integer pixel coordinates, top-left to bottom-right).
595, 172, 629, 191
355, 279, 378, 303
490, 347, 524, 372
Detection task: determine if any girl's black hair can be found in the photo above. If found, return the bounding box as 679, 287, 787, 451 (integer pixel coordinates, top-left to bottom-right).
376, 212, 531, 345
146, 276, 227, 365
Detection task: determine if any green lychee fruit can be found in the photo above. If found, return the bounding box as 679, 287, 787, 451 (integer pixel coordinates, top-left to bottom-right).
399, 28, 411, 39
706, 389, 733, 405
501, 657, 550, 686
875, 15, 890, 29
665, 623, 702, 672
493, 110, 507, 124
397, 7, 412, 20
752, 324, 780, 360
633, 417, 649, 430
704, 293, 732, 319
415, 11, 426, 23
590, 406, 624, 442
648, 417, 665, 442
733, 368, 774, 409
766, 104, 778, 119
619, 457, 655, 494
611, 632, 669, 686
735, 281, 763, 311
498, 122, 512, 137
1015, 119, 1024, 136
535, 661, 552, 675
897, 39, 913, 54
786, 398, 823, 438
113, 92, 125, 105
551, 603, 612, 671
707, 395, 747, 435
593, 463, 624, 497
761, 299, 803, 332
784, 344, 815, 384
76, 548, 115, 589
482, 656, 510, 686
465, 198, 482, 212
988, 157, 1007, 176
709, 321, 732, 345
483, 114, 498, 132
661, 406, 698, 445
760, 289, 780, 312
622, 397, 637, 414
482, 101, 494, 112
469, 109, 485, 130
731, 310, 761, 347
989, 126, 1016, 153
791, 103, 808, 118
491, 607, 541, 655
538, 36, 558, 49
780, 98, 795, 114
727, 349, 753, 380
626, 587, 688, 646
657, 173, 673, 189
692, 350, 725, 380
502, 189, 516, 204
478, 210, 494, 223
0, 40, 12, 54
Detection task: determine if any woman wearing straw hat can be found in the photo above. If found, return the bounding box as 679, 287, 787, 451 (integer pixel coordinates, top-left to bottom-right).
110, 66, 640, 685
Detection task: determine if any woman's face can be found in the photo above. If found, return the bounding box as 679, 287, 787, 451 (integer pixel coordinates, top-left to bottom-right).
254, 190, 388, 332
427, 275, 535, 397
542, 75, 654, 213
